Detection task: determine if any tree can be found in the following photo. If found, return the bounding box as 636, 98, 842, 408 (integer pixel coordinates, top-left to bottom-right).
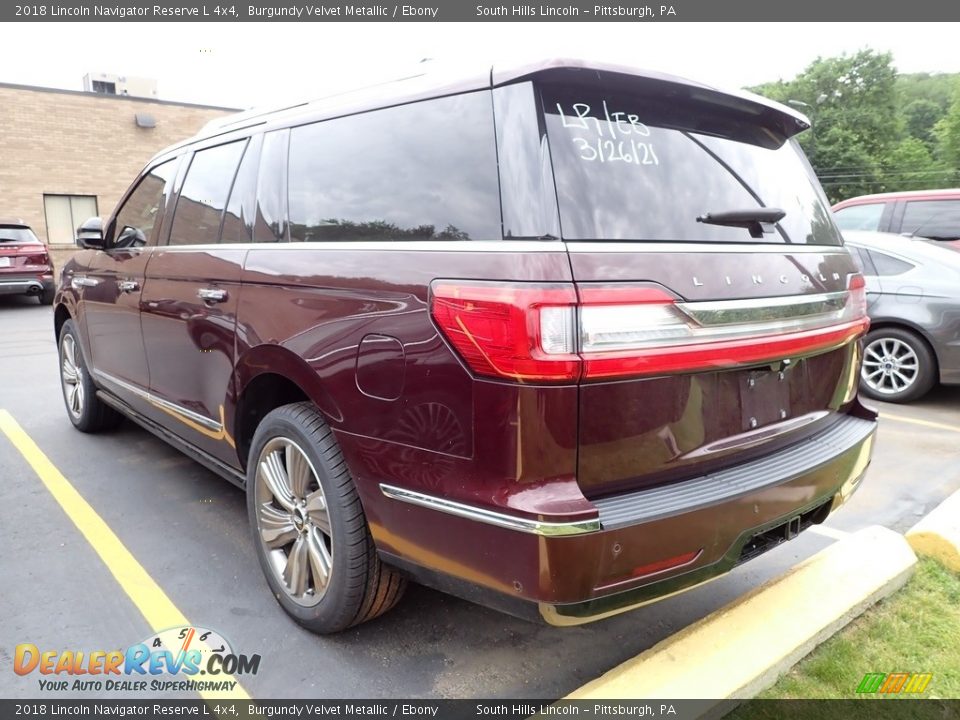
902, 99, 943, 149
934, 84, 960, 170
813, 126, 883, 203
883, 137, 953, 191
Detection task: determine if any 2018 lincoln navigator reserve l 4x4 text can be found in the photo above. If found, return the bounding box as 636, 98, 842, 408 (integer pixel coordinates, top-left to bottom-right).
54, 59, 877, 633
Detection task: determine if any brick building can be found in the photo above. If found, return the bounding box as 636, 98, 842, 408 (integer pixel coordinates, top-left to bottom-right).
0, 81, 237, 265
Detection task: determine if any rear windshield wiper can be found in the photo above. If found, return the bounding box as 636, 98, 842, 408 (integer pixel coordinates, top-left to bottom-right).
696, 208, 786, 239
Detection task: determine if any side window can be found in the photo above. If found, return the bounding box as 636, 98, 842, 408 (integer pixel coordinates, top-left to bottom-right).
111, 160, 178, 248
167, 141, 246, 246
867, 250, 914, 277
221, 134, 263, 245
287, 91, 502, 242
254, 130, 289, 243
900, 200, 960, 241
833, 203, 885, 231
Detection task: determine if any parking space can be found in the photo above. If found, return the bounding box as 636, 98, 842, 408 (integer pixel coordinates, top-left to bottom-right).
2, 297, 959, 700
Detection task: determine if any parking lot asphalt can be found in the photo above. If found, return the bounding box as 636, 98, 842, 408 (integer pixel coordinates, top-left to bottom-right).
2, 295, 959, 700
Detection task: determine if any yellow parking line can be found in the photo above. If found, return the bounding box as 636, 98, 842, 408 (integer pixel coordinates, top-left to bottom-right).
0, 410, 250, 701
880, 412, 960, 434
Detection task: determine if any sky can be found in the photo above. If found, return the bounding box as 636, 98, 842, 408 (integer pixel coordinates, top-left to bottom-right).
6, 22, 960, 109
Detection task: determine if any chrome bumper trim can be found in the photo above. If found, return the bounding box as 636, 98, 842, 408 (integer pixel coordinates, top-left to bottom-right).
379, 483, 600, 536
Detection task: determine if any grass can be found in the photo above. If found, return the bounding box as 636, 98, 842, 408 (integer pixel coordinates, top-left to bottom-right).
729, 558, 960, 719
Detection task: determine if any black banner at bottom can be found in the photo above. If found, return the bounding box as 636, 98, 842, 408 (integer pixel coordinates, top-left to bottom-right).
1, 700, 957, 720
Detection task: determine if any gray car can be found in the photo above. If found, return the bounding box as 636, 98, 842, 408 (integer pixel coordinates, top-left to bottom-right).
843, 230, 960, 403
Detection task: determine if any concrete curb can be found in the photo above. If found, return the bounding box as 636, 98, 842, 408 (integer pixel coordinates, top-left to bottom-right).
566, 525, 916, 707
907, 489, 960, 573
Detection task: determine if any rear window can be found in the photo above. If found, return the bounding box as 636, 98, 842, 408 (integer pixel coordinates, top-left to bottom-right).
0, 226, 40, 243
541, 84, 842, 245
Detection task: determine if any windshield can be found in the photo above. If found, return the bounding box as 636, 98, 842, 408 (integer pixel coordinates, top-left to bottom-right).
0, 226, 41, 243
541, 84, 842, 245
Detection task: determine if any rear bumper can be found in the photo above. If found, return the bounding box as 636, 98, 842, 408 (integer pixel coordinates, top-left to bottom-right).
374, 412, 876, 625
0, 276, 53, 296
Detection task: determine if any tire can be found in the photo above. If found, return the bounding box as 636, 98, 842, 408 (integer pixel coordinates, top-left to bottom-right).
39, 286, 55, 305
246, 402, 406, 633
58, 319, 123, 432
859, 327, 937, 403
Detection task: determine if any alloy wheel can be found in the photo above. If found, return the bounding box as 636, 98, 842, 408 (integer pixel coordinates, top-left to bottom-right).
60, 334, 85, 420
254, 437, 333, 607
862, 337, 920, 396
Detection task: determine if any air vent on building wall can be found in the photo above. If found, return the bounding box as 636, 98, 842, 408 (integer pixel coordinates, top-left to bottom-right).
135, 113, 156, 129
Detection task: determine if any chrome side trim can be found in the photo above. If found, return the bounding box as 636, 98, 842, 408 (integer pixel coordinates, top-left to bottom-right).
564, 241, 847, 254
92, 369, 222, 432
379, 484, 600, 536
159, 240, 567, 253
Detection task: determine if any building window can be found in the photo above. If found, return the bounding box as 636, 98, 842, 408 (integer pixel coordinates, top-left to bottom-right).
92, 80, 116, 95
44, 194, 99, 245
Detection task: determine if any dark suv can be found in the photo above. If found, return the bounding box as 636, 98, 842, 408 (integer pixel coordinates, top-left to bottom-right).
54, 59, 877, 633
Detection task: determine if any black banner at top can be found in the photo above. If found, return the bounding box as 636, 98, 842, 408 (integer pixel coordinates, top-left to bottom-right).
5, 0, 960, 21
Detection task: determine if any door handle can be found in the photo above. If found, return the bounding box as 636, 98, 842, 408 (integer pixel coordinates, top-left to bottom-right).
117, 280, 139, 293
198, 287, 228, 303
71, 276, 100, 289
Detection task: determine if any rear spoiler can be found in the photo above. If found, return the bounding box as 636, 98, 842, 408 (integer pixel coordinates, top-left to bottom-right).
493, 58, 810, 147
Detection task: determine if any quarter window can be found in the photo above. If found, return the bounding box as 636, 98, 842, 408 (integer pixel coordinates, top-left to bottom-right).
111, 160, 178, 248
168, 141, 246, 246
867, 250, 914, 277
287, 92, 502, 242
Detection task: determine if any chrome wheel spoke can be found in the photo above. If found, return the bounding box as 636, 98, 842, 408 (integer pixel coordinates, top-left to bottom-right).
892, 370, 913, 388
259, 503, 298, 549
61, 361, 78, 385
259, 450, 296, 512
282, 535, 310, 597
286, 443, 312, 500
304, 490, 331, 534
306, 526, 332, 591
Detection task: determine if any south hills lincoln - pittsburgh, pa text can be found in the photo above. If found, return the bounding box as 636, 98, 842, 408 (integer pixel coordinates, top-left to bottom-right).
476, 4, 677, 17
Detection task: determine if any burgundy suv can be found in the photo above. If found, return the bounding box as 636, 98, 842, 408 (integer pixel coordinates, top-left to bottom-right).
54, 60, 877, 633
0, 219, 55, 304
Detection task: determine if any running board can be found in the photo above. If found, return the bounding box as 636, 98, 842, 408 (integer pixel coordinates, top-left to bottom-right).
96, 390, 246, 488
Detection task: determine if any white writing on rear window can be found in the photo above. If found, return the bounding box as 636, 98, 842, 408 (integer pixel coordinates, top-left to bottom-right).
557, 102, 660, 166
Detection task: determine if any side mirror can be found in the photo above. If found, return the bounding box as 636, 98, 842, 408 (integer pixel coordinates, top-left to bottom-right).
76, 217, 105, 249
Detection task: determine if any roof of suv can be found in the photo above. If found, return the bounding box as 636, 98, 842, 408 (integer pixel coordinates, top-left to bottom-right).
833, 188, 960, 209
154, 58, 809, 162
0, 218, 29, 227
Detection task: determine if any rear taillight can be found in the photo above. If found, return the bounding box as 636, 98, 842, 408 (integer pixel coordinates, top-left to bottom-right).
24, 252, 49, 266
429, 282, 580, 382
7, 245, 50, 266
430, 276, 870, 384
